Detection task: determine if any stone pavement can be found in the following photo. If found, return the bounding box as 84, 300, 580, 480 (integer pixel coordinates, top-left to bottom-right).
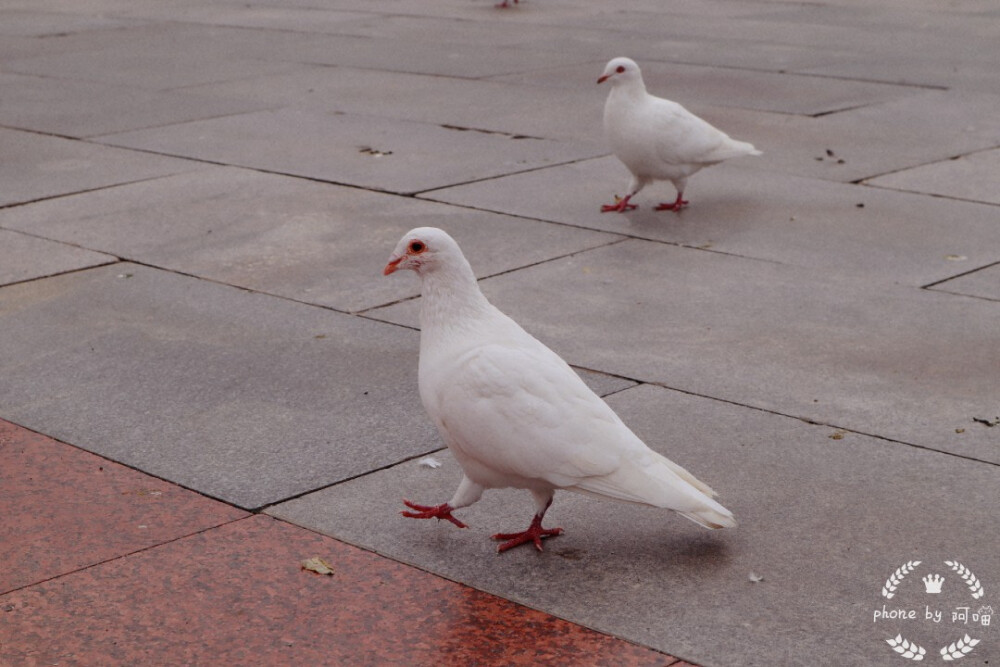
1, 1, 998, 665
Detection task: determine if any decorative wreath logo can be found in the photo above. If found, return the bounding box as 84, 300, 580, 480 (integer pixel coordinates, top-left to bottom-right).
945, 561, 984, 600
940, 635, 980, 661
883, 560, 922, 600
879, 560, 989, 662
886, 634, 926, 660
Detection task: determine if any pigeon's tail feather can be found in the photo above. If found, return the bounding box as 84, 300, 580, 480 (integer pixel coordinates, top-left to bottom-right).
706, 137, 761, 162
568, 453, 736, 530
659, 454, 718, 498
678, 505, 737, 530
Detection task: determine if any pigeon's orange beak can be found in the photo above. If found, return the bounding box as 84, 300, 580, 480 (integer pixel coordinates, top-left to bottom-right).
597, 74, 610, 84
383, 255, 403, 276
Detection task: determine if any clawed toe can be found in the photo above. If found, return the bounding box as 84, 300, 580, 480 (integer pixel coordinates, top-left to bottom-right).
601, 195, 637, 213
400, 499, 468, 528
601, 203, 637, 213
491, 517, 563, 553
654, 196, 689, 212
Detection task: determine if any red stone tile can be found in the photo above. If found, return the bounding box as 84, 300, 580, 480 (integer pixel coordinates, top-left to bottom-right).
0, 515, 680, 666
0, 418, 247, 594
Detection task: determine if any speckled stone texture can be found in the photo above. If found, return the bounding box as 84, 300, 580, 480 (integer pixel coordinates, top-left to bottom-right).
4, 1, 1000, 664
0, 513, 680, 666
0, 419, 247, 594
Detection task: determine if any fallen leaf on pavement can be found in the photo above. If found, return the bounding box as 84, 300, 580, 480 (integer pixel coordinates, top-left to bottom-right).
301, 557, 335, 576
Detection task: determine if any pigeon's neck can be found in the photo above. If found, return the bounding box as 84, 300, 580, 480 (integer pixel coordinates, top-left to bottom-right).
418, 260, 493, 338
610, 78, 648, 105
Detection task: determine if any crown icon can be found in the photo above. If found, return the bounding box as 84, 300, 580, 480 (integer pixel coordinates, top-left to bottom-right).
922, 574, 944, 594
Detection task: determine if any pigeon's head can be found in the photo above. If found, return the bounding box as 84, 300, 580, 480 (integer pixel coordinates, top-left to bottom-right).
597, 57, 642, 86
383, 227, 461, 277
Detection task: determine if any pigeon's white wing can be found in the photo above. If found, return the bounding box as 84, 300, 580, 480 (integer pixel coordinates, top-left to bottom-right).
645, 97, 755, 166
429, 341, 735, 528
430, 342, 630, 488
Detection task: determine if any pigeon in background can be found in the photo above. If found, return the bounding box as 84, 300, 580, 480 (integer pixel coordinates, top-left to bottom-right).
384, 227, 736, 553
598, 56, 761, 213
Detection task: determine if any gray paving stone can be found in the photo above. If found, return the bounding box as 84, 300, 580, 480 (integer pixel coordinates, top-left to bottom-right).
0, 127, 203, 207
0, 73, 277, 138
278, 0, 615, 22
97, 4, 374, 32
867, 148, 1000, 206
700, 90, 1000, 183
184, 66, 607, 144
491, 60, 921, 116
0, 167, 622, 313
369, 239, 1000, 464
0, 9, 140, 36
0, 0, 205, 13
0, 21, 332, 68
268, 383, 1000, 667
0, 263, 436, 509
422, 157, 1000, 287
787, 9, 1000, 92
265, 30, 597, 79
931, 263, 1000, 303
0, 34, 39, 61
0, 230, 115, 286
97, 108, 605, 195
286, 3, 853, 74
4, 45, 304, 91
585, 31, 852, 74
550, 6, 927, 74
315, 13, 606, 47
802, 53, 1000, 94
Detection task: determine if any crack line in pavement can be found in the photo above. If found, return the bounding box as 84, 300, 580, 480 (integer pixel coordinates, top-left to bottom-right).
0, 514, 255, 597
921, 259, 1000, 290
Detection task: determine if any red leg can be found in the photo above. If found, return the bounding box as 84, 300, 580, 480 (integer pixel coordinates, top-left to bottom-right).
654, 192, 689, 212
601, 194, 637, 213
401, 499, 468, 529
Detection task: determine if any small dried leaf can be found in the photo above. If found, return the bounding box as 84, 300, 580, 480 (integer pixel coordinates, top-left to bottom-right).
301, 557, 335, 576
749, 572, 764, 583
418, 456, 443, 469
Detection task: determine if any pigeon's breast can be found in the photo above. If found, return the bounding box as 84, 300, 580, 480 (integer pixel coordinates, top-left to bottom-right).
604, 95, 692, 181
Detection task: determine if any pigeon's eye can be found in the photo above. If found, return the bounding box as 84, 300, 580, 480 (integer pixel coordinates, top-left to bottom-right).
616, 65, 625, 74
408, 241, 426, 254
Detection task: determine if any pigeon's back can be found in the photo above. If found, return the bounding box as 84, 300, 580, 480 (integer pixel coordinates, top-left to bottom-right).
644, 95, 759, 167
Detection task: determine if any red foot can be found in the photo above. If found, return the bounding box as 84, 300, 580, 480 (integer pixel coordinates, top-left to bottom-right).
600, 195, 637, 213
654, 194, 689, 212
401, 499, 468, 529
491, 515, 563, 553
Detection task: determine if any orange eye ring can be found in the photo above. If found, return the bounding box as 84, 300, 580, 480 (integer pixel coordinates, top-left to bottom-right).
408, 240, 425, 254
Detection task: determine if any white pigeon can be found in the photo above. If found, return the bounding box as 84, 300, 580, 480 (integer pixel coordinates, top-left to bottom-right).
384, 227, 736, 553
598, 56, 761, 213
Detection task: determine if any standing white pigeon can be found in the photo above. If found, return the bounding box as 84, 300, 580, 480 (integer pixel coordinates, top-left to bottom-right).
598, 56, 761, 213
384, 227, 736, 553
